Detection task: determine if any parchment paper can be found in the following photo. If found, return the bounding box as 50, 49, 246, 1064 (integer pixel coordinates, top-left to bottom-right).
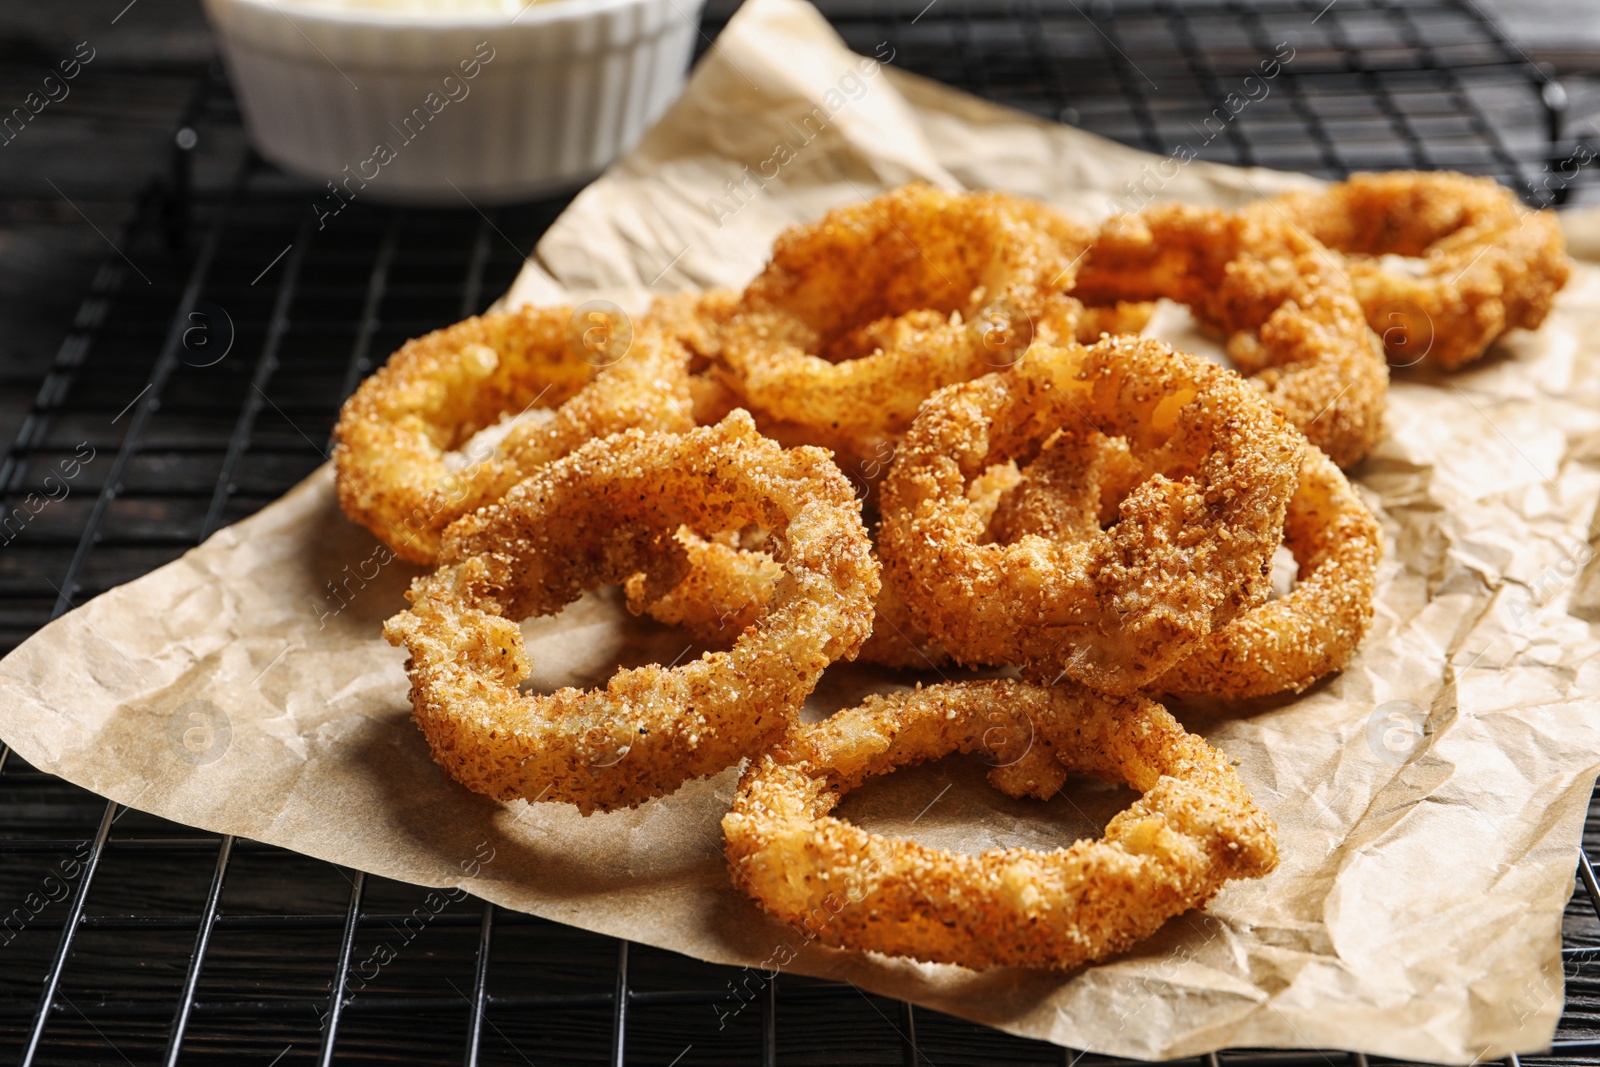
3, 0, 1599, 1059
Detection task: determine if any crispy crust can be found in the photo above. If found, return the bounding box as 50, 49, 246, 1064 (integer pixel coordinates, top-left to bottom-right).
722, 679, 1279, 971
1001, 439, 1383, 699
1073, 201, 1388, 468
985, 432, 1144, 545
383, 412, 880, 814
1277, 172, 1571, 371
1151, 446, 1382, 698
333, 296, 718, 563
649, 287, 741, 368
622, 537, 955, 671
878, 337, 1304, 694
622, 464, 1033, 671
714, 184, 1136, 464
333, 305, 596, 562
622, 528, 780, 640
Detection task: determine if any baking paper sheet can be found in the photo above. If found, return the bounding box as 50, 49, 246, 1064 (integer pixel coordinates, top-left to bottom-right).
3, 0, 1599, 1059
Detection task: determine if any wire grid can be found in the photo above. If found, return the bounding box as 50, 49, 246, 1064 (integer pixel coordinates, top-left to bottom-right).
787, 0, 1582, 204
0, 1, 1597, 1064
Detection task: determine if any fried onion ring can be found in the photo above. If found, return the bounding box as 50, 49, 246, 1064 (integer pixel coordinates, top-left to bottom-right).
334, 302, 695, 563
714, 184, 1146, 464
999, 435, 1383, 699
1073, 201, 1387, 468
1277, 172, 1570, 371
722, 679, 1279, 971
879, 336, 1304, 694
382, 412, 879, 814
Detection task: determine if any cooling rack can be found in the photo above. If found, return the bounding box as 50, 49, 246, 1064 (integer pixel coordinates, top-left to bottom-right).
1, 1, 1597, 1064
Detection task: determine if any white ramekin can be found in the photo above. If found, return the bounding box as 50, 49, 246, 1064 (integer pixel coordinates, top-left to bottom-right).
202, 0, 704, 205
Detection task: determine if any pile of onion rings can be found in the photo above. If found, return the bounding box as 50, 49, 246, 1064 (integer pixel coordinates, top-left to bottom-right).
338, 172, 1567, 971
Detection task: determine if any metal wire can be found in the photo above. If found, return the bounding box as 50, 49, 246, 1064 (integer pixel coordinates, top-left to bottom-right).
463, 904, 494, 1067
611, 940, 631, 1067
1, 1, 1596, 1063
161, 835, 233, 1066
316, 871, 366, 1066
18, 804, 116, 1065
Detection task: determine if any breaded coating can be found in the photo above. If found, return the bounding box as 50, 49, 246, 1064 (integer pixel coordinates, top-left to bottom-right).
715, 184, 1148, 465
333, 303, 699, 562
1150, 446, 1382, 698
333, 305, 596, 562
722, 679, 1279, 971
1002, 437, 1382, 699
1074, 201, 1388, 468
879, 337, 1304, 695
985, 431, 1146, 544
625, 463, 1031, 670
383, 413, 880, 814
1277, 171, 1570, 370
623, 528, 781, 643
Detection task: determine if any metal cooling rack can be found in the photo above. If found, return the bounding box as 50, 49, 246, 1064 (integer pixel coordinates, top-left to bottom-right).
1, 1, 1597, 1064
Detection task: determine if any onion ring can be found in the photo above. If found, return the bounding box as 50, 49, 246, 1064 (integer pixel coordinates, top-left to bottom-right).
714, 184, 1148, 464
1073, 201, 1387, 468
1277, 172, 1570, 370
878, 336, 1304, 694
622, 528, 780, 641
999, 436, 1383, 699
382, 411, 880, 814
722, 679, 1279, 971
334, 301, 695, 563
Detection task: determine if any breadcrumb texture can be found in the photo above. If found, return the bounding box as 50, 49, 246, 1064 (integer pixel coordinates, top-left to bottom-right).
715, 183, 1148, 465
1073, 200, 1388, 468
997, 435, 1381, 699
334, 298, 707, 563
624, 470, 1032, 671
1151, 446, 1382, 698
383, 413, 880, 814
1278, 171, 1571, 371
722, 679, 1279, 971
879, 337, 1304, 694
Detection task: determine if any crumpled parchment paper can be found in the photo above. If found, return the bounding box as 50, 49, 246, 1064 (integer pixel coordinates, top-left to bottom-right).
2, 0, 1598, 1060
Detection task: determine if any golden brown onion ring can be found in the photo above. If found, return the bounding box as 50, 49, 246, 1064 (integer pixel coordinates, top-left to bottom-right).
623, 536, 952, 671
383, 412, 879, 814
334, 297, 711, 563
1000, 436, 1383, 699
722, 679, 1279, 971
879, 336, 1304, 694
1277, 171, 1570, 371
623, 464, 1033, 670
984, 431, 1144, 546
1149, 446, 1382, 698
714, 184, 1145, 465
1073, 201, 1387, 468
